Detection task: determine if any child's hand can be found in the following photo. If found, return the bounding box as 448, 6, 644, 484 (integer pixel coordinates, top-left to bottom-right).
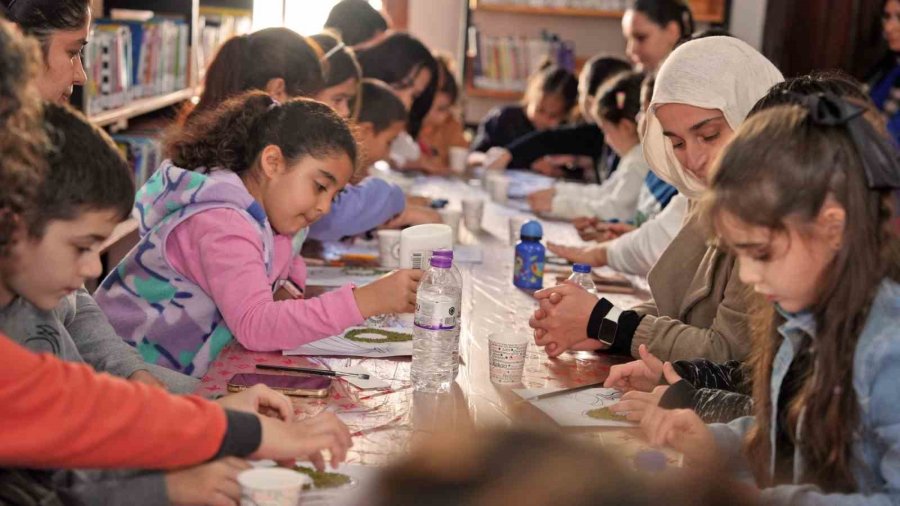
252, 412, 352, 470
603, 344, 665, 391
640, 407, 719, 468
610, 385, 669, 422
527, 188, 556, 213
354, 269, 423, 317
594, 222, 635, 241
547, 242, 608, 267
215, 384, 294, 422
483, 147, 512, 170
572, 216, 600, 234
166, 457, 250, 506
381, 205, 442, 229
129, 370, 166, 389
530, 156, 566, 177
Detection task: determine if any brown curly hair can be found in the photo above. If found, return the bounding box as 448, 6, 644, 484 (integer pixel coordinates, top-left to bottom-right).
165, 91, 357, 177
0, 18, 48, 257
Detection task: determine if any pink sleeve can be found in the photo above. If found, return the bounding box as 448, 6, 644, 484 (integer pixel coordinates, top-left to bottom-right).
166, 209, 364, 352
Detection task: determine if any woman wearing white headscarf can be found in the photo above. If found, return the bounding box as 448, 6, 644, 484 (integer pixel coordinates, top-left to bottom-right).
529, 37, 783, 363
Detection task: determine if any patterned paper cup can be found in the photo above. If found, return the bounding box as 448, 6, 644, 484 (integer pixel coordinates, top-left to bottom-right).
239, 468, 309, 506
489, 332, 529, 384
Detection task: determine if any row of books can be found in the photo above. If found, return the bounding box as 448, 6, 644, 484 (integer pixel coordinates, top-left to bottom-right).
83, 16, 190, 116
478, 0, 630, 9
197, 7, 253, 82
471, 31, 576, 92
113, 131, 164, 187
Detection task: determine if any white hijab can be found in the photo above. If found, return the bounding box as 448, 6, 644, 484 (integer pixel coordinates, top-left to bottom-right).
640, 36, 784, 200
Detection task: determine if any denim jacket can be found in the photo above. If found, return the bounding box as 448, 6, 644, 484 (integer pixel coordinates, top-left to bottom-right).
708, 279, 900, 505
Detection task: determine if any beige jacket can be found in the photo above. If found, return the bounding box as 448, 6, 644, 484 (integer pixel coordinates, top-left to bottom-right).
630, 209, 755, 362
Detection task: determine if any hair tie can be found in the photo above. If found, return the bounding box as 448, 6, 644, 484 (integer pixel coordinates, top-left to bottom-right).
787, 92, 900, 190
321, 41, 346, 62
615, 91, 626, 110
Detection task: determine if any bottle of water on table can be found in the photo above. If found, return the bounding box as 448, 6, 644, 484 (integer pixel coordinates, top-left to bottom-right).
568, 263, 597, 295
432, 249, 463, 379
411, 254, 461, 393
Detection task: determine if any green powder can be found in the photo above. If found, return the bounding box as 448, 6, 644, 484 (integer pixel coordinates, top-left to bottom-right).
344, 328, 412, 344
293, 465, 353, 490
585, 407, 627, 421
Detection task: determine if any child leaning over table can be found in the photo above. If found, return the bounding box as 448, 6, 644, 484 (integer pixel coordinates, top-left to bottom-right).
0, 103, 266, 505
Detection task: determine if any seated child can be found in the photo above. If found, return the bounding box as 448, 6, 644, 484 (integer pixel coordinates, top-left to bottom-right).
310, 79, 440, 241
0, 102, 347, 505
408, 52, 468, 175
470, 64, 578, 154
95, 92, 422, 377
527, 72, 676, 223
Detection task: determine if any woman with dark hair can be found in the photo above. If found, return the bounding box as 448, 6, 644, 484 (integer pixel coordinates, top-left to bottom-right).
311, 31, 362, 120
356, 31, 438, 139
188, 27, 325, 122
623, 0, 694, 72
324, 0, 389, 48
866, 0, 900, 145
1, 0, 91, 103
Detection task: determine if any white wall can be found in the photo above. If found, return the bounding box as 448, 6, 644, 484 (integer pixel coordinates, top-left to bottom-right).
729, 0, 768, 50
408, 0, 466, 56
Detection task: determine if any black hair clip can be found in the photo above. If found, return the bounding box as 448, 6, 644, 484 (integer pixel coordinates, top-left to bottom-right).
787, 92, 900, 191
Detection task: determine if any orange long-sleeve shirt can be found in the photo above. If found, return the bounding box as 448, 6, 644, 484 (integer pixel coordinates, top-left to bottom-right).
0, 334, 243, 469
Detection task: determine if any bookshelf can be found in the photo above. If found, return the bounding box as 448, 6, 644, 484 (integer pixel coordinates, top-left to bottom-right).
462, 0, 728, 123
82, 0, 254, 284
471, 2, 727, 23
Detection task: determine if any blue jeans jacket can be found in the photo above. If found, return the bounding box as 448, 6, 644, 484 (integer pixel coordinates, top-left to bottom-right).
709, 279, 900, 504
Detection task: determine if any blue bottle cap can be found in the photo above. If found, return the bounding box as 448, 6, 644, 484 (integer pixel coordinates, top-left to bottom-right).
573, 263, 591, 273
432, 249, 454, 259
520, 220, 543, 240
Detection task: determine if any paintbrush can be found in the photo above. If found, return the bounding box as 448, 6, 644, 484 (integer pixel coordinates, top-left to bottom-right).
256, 364, 371, 380
516, 381, 607, 403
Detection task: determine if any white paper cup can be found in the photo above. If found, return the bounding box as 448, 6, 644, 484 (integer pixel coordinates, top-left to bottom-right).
438, 208, 461, 242
508, 216, 530, 245
399, 224, 454, 269
238, 468, 309, 506
376, 229, 402, 268
489, 332, 529, 384
461, 198, 484, 233
490, 177, 509, 204
449, 147, 468, 175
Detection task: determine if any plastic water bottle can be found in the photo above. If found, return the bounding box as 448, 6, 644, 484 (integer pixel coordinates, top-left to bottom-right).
513, 220, 545, 290
568, 263, 597, 294
432, 249, 463, 378
411, 255, 461, 393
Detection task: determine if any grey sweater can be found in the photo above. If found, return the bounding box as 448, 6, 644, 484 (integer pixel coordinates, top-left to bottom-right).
0, 289, 199, 505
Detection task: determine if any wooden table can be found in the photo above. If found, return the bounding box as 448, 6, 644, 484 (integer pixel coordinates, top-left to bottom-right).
197, 176, 668, 467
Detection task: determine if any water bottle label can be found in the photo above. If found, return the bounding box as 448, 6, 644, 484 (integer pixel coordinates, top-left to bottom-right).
414, 300, 458, 330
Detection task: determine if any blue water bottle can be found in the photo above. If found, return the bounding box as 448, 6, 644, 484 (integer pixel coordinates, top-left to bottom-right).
513, 220, 545, 289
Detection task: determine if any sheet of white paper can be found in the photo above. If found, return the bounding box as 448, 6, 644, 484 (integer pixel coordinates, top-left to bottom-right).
283, 326, 413, 358
332, 365, 390, 389
306, 266, 389, 287
453, 244, 483, 264
506, 172, 555, 198
513, 387, 635, 428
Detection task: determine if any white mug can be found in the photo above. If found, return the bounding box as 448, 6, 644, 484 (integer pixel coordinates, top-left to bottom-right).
399, 224, 454, 269
376, 229, 402, 268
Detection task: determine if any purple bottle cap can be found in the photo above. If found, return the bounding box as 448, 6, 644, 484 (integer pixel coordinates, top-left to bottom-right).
433, 249, 454, 259
430, 255, 452, 269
